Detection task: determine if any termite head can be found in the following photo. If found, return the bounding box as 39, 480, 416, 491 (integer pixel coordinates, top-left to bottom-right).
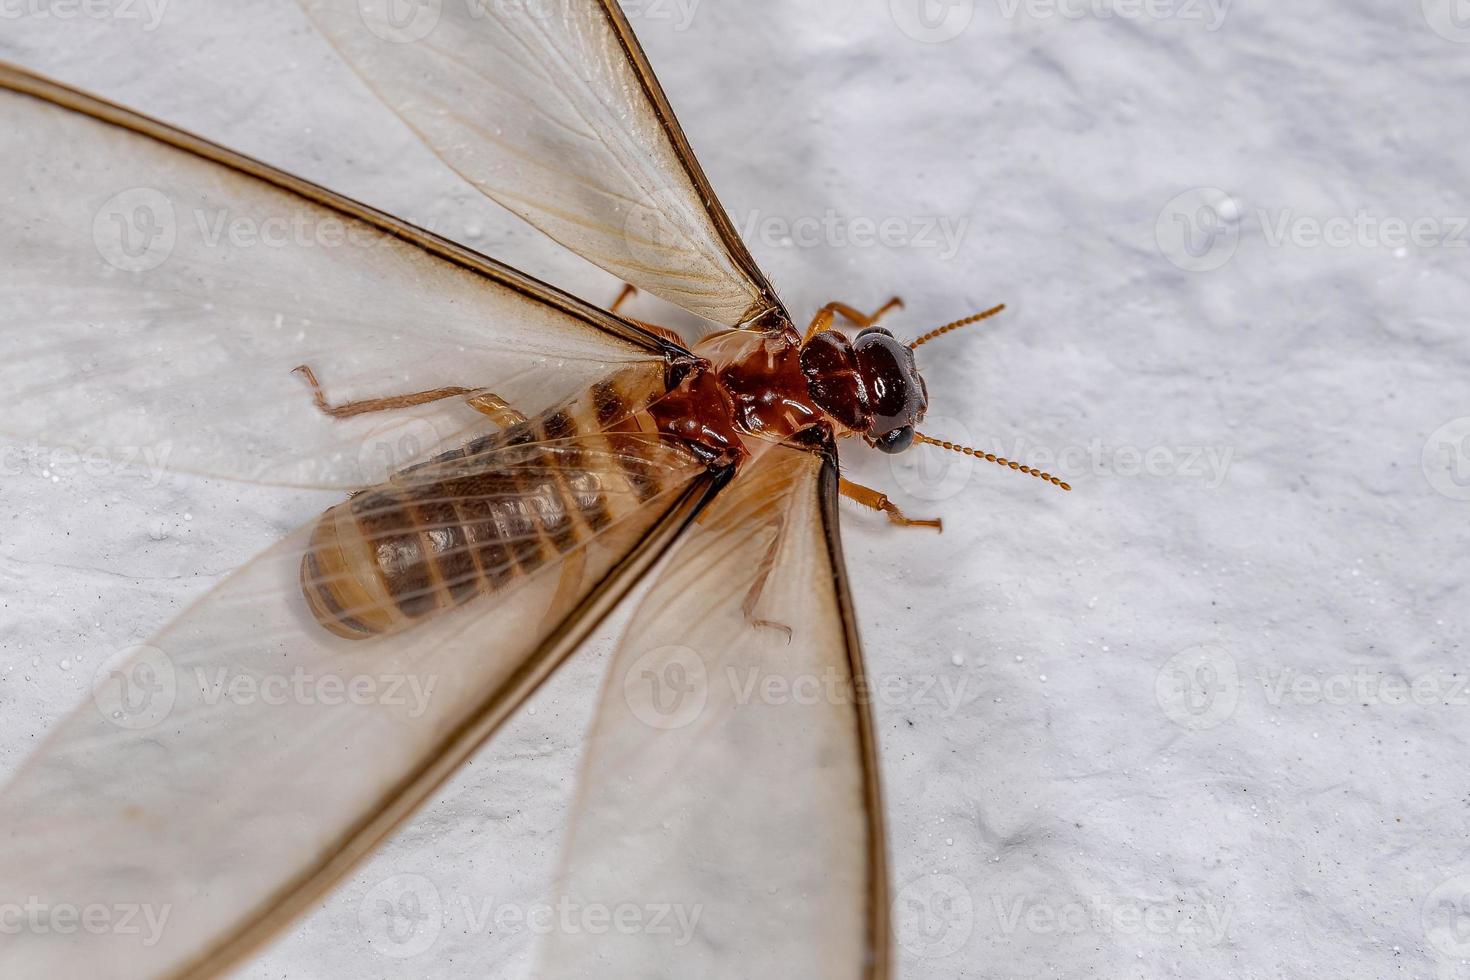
799, 325, 927, 453
798, 302, 1070, 490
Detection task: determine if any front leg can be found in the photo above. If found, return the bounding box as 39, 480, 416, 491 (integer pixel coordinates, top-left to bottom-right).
839, 478, 943, 532
803, 296, 905, 342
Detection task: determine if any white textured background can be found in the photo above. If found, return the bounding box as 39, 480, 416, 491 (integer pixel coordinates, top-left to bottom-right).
3, 1, 1469, 977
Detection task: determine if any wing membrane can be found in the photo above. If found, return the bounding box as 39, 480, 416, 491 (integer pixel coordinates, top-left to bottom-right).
537, 444, 890, 979
0, 431, 722, 979
297, 0, 786, 330
0, 63, 678, 489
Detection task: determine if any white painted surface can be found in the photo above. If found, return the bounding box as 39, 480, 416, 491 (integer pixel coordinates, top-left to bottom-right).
2, 2, 1467, 977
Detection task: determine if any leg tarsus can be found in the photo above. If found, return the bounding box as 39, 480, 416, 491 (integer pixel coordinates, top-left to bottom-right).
741, 524, 793, 642
803, 296, 905, 342
839, 478, 943, 532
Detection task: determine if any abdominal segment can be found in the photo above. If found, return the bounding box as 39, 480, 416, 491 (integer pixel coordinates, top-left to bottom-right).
300, 373, 678, 639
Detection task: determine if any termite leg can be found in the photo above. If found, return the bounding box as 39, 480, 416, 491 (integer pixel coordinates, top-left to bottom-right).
802, 297, 905, 342
839, 478, 943, 532
610, 283, 638, 315
741, 524, 793, 642
292, 364, 526, 428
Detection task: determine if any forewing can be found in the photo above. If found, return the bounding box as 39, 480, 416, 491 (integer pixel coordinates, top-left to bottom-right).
297, 0, 786, 330
0, 63, 673, 489
0, 429, 722, 979
537, 444, 890, 979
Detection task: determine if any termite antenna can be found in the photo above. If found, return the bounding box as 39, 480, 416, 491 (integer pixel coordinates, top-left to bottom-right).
913, 432, 1072, 492
909, 303, 1006, 349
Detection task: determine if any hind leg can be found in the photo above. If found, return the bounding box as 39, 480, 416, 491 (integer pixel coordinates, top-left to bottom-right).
293, 364, 527, 428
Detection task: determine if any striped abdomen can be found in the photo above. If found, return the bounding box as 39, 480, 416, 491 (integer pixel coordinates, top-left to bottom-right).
300, 372, 685, 640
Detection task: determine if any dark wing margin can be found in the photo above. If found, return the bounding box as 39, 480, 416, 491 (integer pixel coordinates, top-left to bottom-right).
0, 61, 692, 488
535, 444, 891, 980
296, 0, 791, 331
592, 0, 786, 327
0, 435, 731, 979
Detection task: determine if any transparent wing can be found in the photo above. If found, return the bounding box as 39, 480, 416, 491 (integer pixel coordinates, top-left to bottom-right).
537, 444, 890, 980
0, 429, 723, 979
297, 0, 786, 331
0, 63, 678, 490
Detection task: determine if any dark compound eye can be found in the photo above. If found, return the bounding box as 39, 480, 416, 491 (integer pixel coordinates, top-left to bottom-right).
872, 425, 914, 454
856, 326, 894, 339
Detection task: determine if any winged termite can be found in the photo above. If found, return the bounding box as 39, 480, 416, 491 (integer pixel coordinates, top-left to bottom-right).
0, 2, 1066, 977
